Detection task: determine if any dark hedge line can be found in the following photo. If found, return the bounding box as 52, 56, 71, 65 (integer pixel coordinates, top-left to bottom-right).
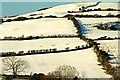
1, 35, 78, 41
64, 14, 120, 18
3, 16, 43, 22
68, 8, 120, 13
67, 15, 82, 37
1, 44, 92, 57
93, 21, 120, 30
79, 1, 100, 12
66, 15, 120, 79
82, 8, 120, 12
2, 73, 80, 80
2, 15, 120, 24
2, 13, 120, 23
94, 36, 120, 40
2, 15, 58, 23
37, 7, 50, 11
2, 73, 44, 80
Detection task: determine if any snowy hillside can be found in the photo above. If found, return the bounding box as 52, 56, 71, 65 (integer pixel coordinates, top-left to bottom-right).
0, 48, 111, 78
77, 18, 119, 39
0, 38, 86, 53
0, 2, 120, 79
87, 3, 118, 9
0, 18, 77, 39
2, 2, 119, 20
2, 2, 97, 20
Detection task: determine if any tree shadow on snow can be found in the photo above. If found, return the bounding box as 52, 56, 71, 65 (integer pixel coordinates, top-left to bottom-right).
110, 62, 120, 65
77, 19, 90, 34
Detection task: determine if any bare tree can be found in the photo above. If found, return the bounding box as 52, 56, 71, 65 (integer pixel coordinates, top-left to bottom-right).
48, 65, 79, 79
48, 71, 61, 78
2, 56, 30, 76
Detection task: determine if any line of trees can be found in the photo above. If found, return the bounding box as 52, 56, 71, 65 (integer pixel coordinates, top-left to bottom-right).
93, 21, 120, 30
2, 15, 58, 23
68, 8, 119, 13
1, 44, 92, 57
66, 15, 98, 46
64, 14, 120, 18
79, 1, 100, 12
68, 6, 119, 13
79, 8, 120, 13
67, 15, 120, 79
95, 36, 120, 40
67, 15, 82, 37
47, 65, 79, 80
93, 42, 120, 78
82, 8, 120, 12
2, 13, 120, 23
3, 16, 43, 23
37, 7, 50, 11
1, 34, 78, 41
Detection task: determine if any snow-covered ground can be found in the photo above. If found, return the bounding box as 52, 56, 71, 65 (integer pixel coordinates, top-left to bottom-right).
27, 2, 97, 17
0, 18, 77, 39
0, 2, 119, 78
0, 48, 111, 78
0, 38, 86, 53
68, 2, 119, 17
77, 18, 119, 39
77, 18, 118, 24
97, 40, 119, 67
82, 27, 118, 39
97, 40, 119, 57
87, 2, 118, 10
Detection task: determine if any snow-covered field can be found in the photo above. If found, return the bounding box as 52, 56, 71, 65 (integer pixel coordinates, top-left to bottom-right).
0, 38, 86, 53
97, 40, 119, 66
87, 2, 118, 10
26, 2, 97, 17
77, 18, 118, 24
0, 2, 119, 78
82, 27, 118, 39
97, 40, 119, 56
77, 18, 119, 39
0, 48, 111, 78
69, 2, 118, 16
0, 18, 77, 39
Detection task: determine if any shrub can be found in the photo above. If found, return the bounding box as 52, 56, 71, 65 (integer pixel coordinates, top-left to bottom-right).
14, 17, 28, 21
32, 73, 44, 80
44, 15, 57, 18
48, 65, 79, 79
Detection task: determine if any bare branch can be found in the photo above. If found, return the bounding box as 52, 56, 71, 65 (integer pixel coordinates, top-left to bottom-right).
48, 65, 79, 79
2, 56, 30, 76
